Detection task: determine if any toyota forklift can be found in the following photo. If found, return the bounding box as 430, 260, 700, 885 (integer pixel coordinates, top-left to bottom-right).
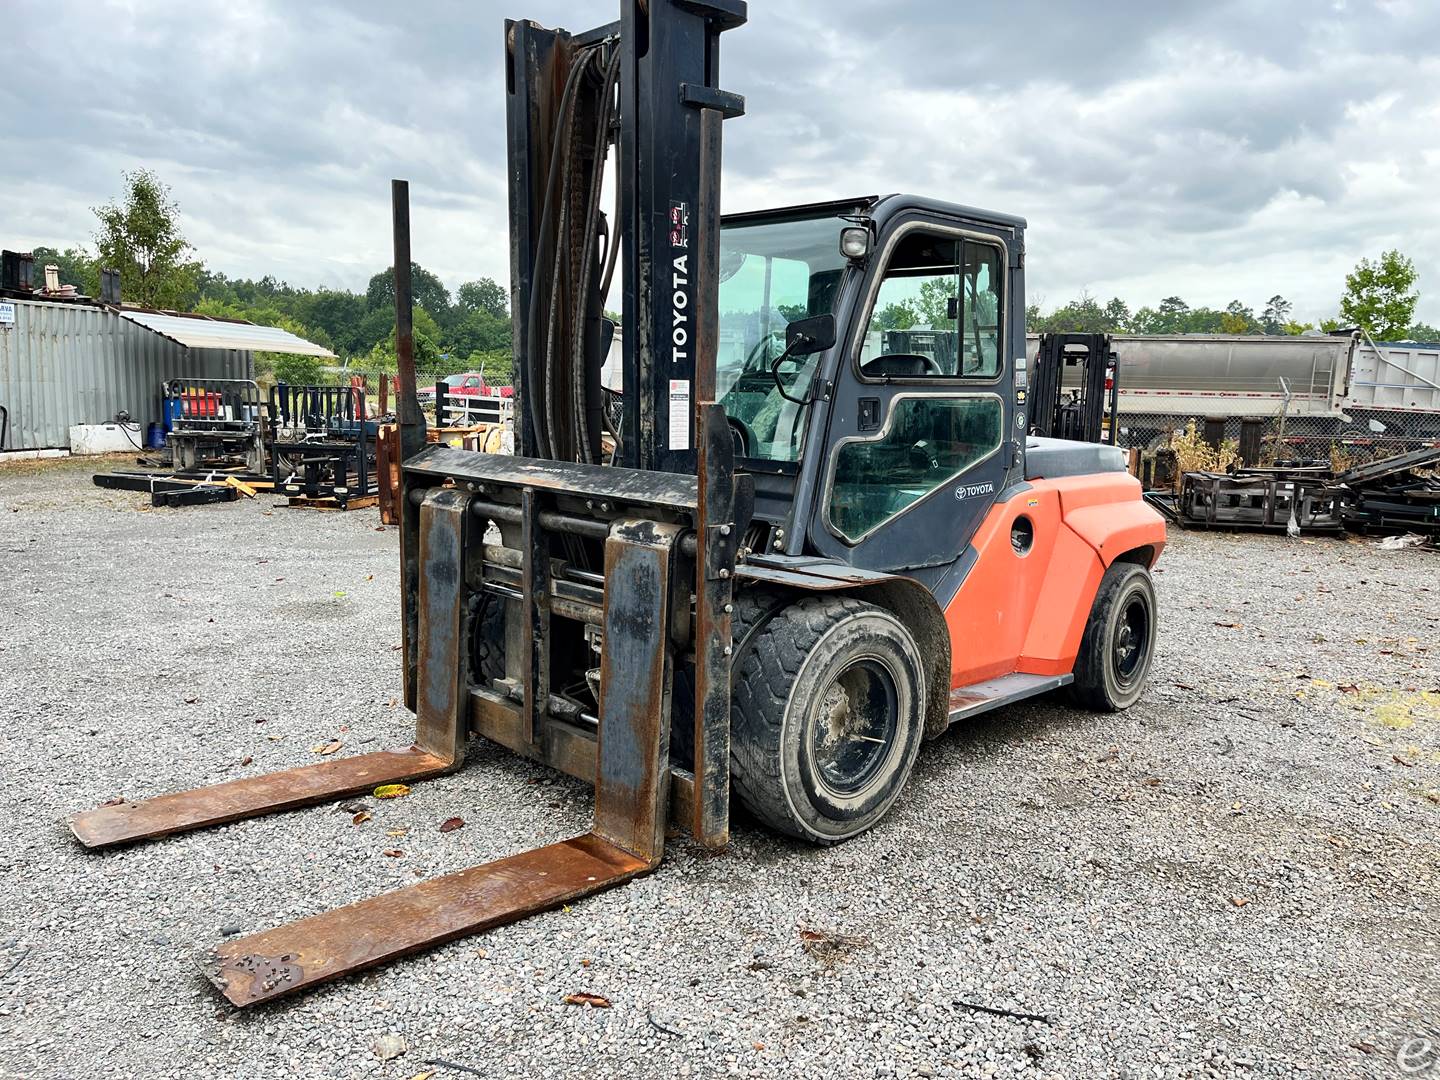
69, 0, 1165, 1006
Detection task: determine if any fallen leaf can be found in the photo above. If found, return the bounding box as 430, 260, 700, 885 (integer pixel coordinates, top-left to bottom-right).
1230, 896, 1249, 908
184, 696, 200, 704
366, 574, 375, 581
391, 644, 404, 651
102, 796, 126, 807
409, 1072, 436, 1080
753, 1042, 766, 1051
352, 811, 372, 825
383, 848, 404, 858
313, 741, 343, 756
374, 783, 411, 799
240, 756, 253, 766
1393, 755, 1414, 768
1142, 777, 1161, 787
439, 817, 465, 833
564, 993, 612, 1008
388, 828, 409, 837
1213, 622, 1242, 629
1338, 684, 1360, 694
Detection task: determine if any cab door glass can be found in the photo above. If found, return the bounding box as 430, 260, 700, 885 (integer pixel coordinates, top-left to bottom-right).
829, 395, 1003, 543
961, 242, 1002, 377
858, 237, 961, 377
856, 233, 1004, 379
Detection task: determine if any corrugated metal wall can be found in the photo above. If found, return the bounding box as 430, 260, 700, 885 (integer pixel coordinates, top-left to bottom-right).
0, 298, 253, 450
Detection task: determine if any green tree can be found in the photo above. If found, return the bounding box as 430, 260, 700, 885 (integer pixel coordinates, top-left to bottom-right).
874, 301, 918, 331
1032, 292, 1118, 334
1220, 300, 1257, 335
456, 278, 508, 319
1339, 250, 1418, 339
297, 289, 368, 355
1260, 295, 1292, 334
915, 278, 957, 329
1405, 321, 1440, 341
91, 169, 202, 308
1103, 297, 1132, 332
366, 263, 452, 324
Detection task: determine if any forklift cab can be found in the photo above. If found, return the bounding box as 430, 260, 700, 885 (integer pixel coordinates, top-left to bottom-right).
717, 195, 1028, 575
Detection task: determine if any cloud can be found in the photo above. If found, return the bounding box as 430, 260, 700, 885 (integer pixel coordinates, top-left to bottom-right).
3, 0, 1438, 323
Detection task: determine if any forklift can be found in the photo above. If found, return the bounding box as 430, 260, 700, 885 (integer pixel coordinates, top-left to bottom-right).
70, 0, 1166, 1006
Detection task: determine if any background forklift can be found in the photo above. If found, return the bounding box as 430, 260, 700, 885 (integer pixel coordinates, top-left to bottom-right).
70, 0, 1166, 1006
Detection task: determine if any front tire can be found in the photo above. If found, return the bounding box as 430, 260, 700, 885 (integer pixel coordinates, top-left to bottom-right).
1070, 561, 1158, 711
730, 597, 926, 844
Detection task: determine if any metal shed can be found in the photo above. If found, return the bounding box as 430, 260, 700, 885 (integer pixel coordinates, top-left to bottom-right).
0, 298, 331, 451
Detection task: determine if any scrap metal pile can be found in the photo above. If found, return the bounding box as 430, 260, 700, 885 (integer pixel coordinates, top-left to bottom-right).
1148, 446, 1440, 537
93, 376, 511, 512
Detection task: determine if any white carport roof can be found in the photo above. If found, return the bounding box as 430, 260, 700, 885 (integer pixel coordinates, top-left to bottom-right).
115, 308, 335, 358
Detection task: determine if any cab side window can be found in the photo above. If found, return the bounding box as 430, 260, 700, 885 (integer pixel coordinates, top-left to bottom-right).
829, 395, 1004, 542
856, 232, 1004, 379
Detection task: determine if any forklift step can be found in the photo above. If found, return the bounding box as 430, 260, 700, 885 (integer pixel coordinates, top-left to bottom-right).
947, 672, 1073, 722
205, 833, 648, 1006
69, 749, 452, 848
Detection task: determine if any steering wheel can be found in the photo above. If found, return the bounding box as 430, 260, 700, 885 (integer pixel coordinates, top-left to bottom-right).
742, 331, 786, 373
728, 417, 754, 459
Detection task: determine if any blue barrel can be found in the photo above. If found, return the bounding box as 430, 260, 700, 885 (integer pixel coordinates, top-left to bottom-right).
146, 421, 166, 450
164, 396, 184, 432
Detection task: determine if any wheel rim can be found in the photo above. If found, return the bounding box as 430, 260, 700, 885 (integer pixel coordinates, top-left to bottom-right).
808, 656, 899, 798
1113, 592, 1150, 685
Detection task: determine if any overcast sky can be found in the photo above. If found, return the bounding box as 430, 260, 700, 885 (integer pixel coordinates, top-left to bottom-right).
5, 0, 1439, 324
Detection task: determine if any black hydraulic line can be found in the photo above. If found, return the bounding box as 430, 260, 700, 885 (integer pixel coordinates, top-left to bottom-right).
572, 43, 621, 464
524, 46, 597, 461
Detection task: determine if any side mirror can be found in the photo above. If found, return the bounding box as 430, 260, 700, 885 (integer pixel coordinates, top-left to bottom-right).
785, 313, 837, 356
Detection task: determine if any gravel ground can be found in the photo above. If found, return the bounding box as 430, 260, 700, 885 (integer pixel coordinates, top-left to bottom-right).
1, 455, 1437, 1080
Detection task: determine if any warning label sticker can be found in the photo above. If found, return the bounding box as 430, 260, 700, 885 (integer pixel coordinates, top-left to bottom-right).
669, 379, 690, 451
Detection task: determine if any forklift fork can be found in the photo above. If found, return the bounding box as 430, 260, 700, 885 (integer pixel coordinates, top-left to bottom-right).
69, 492, 682, 1006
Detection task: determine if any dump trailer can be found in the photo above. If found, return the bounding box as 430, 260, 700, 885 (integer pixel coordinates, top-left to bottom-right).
70, 0, 1166, 1007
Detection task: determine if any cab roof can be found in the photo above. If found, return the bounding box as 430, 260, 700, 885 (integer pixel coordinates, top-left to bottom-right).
722, 194, 1026, 232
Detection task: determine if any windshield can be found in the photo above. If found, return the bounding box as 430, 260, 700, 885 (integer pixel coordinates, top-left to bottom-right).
718, 214, 849, 462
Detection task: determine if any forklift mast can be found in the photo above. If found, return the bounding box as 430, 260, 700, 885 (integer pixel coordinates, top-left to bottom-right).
506, 1, 746, 472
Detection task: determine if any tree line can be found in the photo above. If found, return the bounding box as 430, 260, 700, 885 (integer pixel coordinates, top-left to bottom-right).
29, 169, 513, 386
1029, 250, 1438, 341
29, 171, 1439, 384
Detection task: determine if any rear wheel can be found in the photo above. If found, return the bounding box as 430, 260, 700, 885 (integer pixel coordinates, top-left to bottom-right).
730, 597, 926, 844
1070, 561, 1157, 711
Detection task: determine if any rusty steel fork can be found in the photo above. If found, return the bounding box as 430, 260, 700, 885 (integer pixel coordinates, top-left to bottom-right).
202, 516, 681, 1006
69, 488, 475, 851
70, 495, 682, 1007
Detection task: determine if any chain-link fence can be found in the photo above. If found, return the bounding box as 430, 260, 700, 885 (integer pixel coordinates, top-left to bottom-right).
1114, 406, 1440, 470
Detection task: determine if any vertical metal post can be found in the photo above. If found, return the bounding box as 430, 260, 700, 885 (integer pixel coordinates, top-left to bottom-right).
394, 178, 427, 713
393, 179, 424, 465
519, 488, 551, 748
690, 106, 735, 847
